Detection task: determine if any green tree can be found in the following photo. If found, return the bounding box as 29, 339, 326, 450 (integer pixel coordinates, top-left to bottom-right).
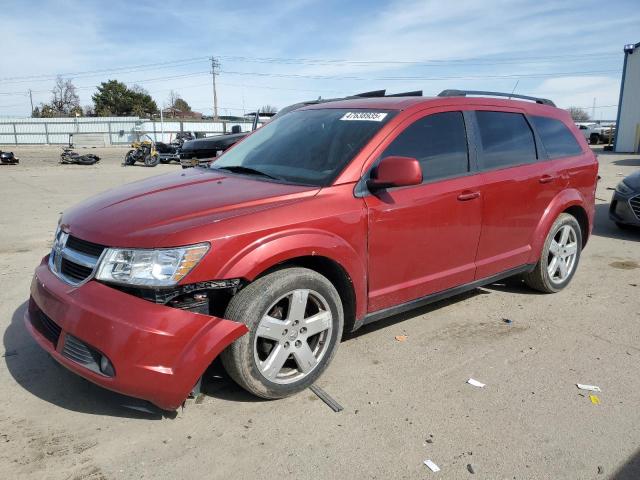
173, 97, 192, 113
92, 80, 158, 117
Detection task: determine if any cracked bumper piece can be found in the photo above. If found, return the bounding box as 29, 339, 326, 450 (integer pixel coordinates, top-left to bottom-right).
25, 258, 248, 410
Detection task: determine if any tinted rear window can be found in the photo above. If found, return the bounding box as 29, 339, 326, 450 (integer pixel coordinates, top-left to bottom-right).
531, 115, 582, 158
476, 111, 537, 169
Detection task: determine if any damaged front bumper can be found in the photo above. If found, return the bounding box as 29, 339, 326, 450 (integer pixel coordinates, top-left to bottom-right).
25, 259, 248, 410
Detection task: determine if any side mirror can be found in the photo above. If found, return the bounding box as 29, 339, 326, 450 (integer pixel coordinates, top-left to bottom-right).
367, 156, 422, 191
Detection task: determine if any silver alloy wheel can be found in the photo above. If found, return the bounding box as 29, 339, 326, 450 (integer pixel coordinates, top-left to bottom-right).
547, 224, 579, 284
253, 289, 333, 384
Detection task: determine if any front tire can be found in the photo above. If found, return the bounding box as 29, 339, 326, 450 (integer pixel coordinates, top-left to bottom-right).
144, 153, 159, 167
523, 213, 582, 293
221, 268, 344, 399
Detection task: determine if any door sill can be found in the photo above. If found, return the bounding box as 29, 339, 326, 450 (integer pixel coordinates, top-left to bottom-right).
362, 264, 535, 326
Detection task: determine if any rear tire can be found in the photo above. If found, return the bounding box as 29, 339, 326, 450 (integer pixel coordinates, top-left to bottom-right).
124, 150, 136, 165
221, 267, 343, 399
523, 213, 582, 293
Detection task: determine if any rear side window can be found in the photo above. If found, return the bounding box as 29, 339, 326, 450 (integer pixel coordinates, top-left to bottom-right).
476, 111, 537, 169
381, 111, 469, 182
531, 115, 583, 158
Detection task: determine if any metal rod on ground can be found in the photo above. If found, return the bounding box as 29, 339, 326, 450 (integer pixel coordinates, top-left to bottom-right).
310, 385, 343, 412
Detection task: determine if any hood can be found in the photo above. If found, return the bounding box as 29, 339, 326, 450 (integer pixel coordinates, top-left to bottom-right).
181, 133, 247, 150
622, 170, 640, 190
62, 168, 319, 247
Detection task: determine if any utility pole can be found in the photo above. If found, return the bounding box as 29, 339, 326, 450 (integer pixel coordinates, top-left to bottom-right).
28, 89, 34, 116
210, 56, 220, 120
592, 97, 596, 120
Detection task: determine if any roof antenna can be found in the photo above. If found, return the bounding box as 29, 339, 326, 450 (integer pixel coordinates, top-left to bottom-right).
509, 80, 520, 99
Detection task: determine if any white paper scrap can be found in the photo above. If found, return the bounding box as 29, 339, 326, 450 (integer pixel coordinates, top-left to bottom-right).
424, 460, 440, 472
577, 383, 601, 392
467, 378, 486, 388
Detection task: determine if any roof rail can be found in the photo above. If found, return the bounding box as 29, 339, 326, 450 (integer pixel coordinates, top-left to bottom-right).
437, 89, 555, 107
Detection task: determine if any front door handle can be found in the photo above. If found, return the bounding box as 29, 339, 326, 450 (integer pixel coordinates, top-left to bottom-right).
457, 191, 481, 201
539, 174, 557, 184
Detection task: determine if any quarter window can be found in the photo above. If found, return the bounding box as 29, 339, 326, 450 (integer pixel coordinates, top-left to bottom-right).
476, 111, 537, 169
381, 111, 469, 183
531, 115, 583, 158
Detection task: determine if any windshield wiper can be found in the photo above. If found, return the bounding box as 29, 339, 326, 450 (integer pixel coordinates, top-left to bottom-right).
215, 165, 280, 180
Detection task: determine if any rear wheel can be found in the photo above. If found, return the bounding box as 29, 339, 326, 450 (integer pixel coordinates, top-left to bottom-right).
124, 150, 136, 165
221, 268, 343, 399
523, 213, 582, 293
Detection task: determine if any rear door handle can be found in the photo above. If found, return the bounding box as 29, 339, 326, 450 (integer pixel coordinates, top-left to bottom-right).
539, 174, 558, 184
457, 191, 481, 201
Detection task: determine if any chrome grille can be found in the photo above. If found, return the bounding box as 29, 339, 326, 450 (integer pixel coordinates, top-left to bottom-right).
49, 231, 105, 286
629, 195, 640, 220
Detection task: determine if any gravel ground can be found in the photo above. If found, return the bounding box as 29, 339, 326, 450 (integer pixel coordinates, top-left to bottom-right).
0, 145, 638, 480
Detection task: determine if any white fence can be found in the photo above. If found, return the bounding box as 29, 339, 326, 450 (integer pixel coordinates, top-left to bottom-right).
0, 117, 261, 145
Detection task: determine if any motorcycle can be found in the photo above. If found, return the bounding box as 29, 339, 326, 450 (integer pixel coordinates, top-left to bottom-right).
157, 132, 194, 164
0, 151, 19, 165
59, 145, 100, 165
124, 135, 159, 167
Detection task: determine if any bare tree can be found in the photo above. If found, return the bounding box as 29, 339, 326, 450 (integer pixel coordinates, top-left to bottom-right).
259, 104, 278, 114
566, 107, 590, 122
50, 76, 80, 115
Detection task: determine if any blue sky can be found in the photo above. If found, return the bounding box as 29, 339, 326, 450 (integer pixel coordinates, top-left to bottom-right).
1, 0, 639, 119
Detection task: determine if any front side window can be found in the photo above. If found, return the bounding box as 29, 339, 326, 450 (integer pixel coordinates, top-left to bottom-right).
531, 115, 583, 158
476, 111, 537, 169
212, 109, 395, 186
381, 111, 469, 183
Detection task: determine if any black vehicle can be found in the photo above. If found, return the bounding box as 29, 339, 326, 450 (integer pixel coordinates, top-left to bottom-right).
610, 170, 640, 229
157, 132, 195, 163
0, 151, 19, 165
179, 127, 249, 168
60, 146, 100, 165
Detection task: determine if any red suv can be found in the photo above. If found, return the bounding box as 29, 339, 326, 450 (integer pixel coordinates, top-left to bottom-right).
25, 90, 598, 410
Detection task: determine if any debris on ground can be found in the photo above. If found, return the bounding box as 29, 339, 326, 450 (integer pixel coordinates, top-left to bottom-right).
394, 335, 408, 342
467, 378, 486, 388
502, 318, 513, 324
577, 384, 601, 392
423, 459, 440, 473
467, 463, 475, 474
597, 465, 604, 474
309, 384, 343, 412
590, 395, 601, 405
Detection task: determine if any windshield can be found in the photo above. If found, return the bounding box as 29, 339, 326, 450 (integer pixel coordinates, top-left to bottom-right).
211, 109, 395, 186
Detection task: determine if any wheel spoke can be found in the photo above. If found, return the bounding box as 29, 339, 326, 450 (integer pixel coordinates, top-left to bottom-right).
548, 256, 559, 277
549, 240, 561, 256
287, 289, 309, 321
256, 315, 288, 341
565, 242, 578, 256
293, 343, 318, 373
259, 344, 289, 380
558, 257, 569, 278
302, 311, 332, 337
559, 226, 570, 245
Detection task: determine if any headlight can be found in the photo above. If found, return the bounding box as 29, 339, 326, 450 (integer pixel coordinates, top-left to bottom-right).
95, 243, 209, 287
615, 181, 634, 195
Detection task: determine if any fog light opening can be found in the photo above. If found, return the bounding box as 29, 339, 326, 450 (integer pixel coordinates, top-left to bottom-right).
100, 355, 115, 377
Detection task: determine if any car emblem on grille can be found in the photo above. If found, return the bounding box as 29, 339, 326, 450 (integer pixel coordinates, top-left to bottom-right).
52, 231, 69, 273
